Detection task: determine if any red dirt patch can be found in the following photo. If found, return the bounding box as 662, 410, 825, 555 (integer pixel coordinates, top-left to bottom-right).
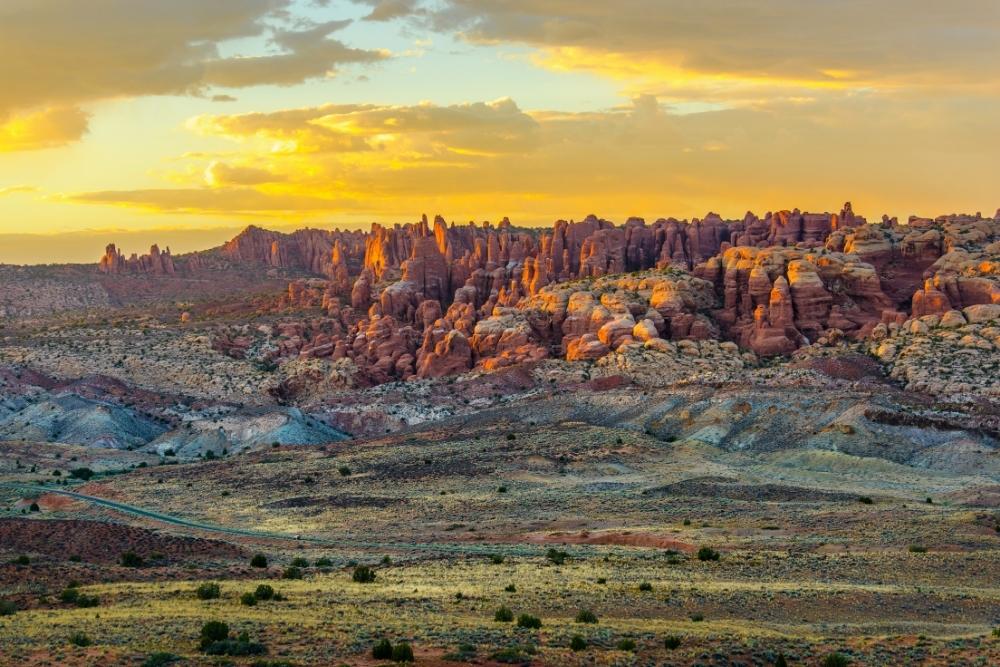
524, 530, 695, 551
0, 518, 245, 564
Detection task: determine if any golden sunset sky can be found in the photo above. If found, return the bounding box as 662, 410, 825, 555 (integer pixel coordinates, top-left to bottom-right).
1, 0, 998, 263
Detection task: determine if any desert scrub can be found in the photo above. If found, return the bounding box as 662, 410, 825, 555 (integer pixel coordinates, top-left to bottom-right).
545, 548, 568, 565
69, 632, 92, 647
697, 546, 721, 561
823, 653, 851, 667
290, 557, 309, 568
638, 582, 653, 591
494, 606, 514, 622
254, 584, 275, 601
240, 591, 257, 606
352, 565, 376, 583
250, 553, 268, 568
575, 609, 598, 624
616, 638, 636, 651
196, 582, 221, 600
0, 600, 16, 616
120, 550, 144, 567
392, 642, 415, 662
664, 635, 682, 649
282, 566, 303, 580
372, 638, 393, 659
570, 635, 587, 651
516, 613, 542, 629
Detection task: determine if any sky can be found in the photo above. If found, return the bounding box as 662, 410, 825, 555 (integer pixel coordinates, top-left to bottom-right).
1, 0, 998, 264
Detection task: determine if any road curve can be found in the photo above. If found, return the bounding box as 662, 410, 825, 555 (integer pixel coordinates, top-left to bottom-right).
0, 482, 550, 558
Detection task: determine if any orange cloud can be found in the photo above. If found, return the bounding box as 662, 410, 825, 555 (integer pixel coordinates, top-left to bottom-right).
0, 107, 89, 152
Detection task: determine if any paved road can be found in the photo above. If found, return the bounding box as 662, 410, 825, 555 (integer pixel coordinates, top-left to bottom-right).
0, 482, 556, 558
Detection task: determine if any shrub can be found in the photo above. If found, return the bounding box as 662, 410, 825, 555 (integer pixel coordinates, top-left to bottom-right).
570, 635, 587, 651
338, 466, 351, 477
392, 642, 414, 663
494, 605, 514, 622
682, 518, 691, 526
775, 654, 788, 667
69, 632, 92, 647
575, 609, 598, 624
13, 555, 29, 565
372, 638, 393, 660
196, 583, 221, 600
596, 577, 607, 584
697, 546, 720, 562
203, 639, 266, 656
199, 621, 229, 649
638, 582, 653, 591
59, 587, 80, 603
516, 613, 542, 629
250, 554, 268, 568
142, 652, 181, 667
29, 502, 40, 512
290, 557, 309, 568
489, 554, 505, 564
315, 557, 333, 567
120, 551, 144, 567
823, 653, 851, 667
0, 600, 17, 616
504, 583, 516, 592
664, 635, 681, 649
254, 584, 275, 601
616, 638, 636, 651
281, 566, 302, 580
690, 612, 704, 622
240, 592, 257, 606
909, 545, 927, 553
352, 565, 376, 583
545, 548, 568, 565
497, 486, 507, 493
69, 468, 94, 480
858, 496, 873, 504
76, 594, 100, 608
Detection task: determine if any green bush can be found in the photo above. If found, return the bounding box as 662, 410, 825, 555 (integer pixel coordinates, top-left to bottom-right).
664, 635, 682, 649
776, 654, 788, 667
516, 613, 542, 629
823, 653, 851, 667
858, 496, 873, 504
254, 584, 275, 601
338, 466, 351, 477
141, 652, 181, 667
909, 545, 927, 553
69, 632, 92, 647
240, 592, 257, 606
120, 551, 144, 567
545, 548, 567, 565
199, 621, 229, 649
59, 587, 80, 604
616, 638, 636, 651
203, 639, 266, 656
76, 594, 100, 608
281, 566, 302, 580
570, 635, 587, 651
494, 605, 514, 622
352, 565, 376, 583
696, 546, 720, 562
504, 583, 516, 592
196, 583, 221, 600
290, 557, 309, 568
638, 582, 653, 591
250, 554, 268, 568
69, 468, 95, 480
488, 554, 505, 564
315, 557, 333, 567
13, 555, 29, 565
575, 609, 598, 624
372, 638, 393, 660
392, 642, 414, 663
0, 600, 17, 616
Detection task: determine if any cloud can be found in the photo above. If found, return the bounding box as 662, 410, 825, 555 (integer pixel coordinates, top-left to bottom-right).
61, 90, 1000, 223
355, 0, 422, 22
0, 185, 39, 196
0, 107, 90, 152
0, 0, 387, 149
424, 1, 1000, 100
205, 161, 285, 186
